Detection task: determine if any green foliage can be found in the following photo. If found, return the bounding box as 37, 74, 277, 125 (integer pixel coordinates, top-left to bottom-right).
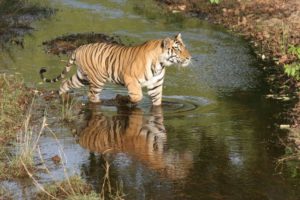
209, 0, 221, 4
288, 45, 300, 60
284, 45, 300, 80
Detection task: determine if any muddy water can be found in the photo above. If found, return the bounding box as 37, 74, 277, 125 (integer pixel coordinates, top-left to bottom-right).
1, 0, 300, 199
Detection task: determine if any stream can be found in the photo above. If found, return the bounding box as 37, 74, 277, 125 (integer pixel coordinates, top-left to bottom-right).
1, 0, 300, 199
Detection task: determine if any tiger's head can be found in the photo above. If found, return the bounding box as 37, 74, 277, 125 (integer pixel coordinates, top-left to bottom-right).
160, 33, 191, 67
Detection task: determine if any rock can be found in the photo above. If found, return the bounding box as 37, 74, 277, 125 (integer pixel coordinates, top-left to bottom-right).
262, 31, 270, 39
234, 9, 240, 16
51, 155, 61, 164
241, 5, 246, 11
278, 55, 288, 64
241, 16, 247, 26
280, 124, 291, 129
177, 4, 186, 11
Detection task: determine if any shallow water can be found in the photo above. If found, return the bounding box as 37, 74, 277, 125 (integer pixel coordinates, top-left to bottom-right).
1, 0, 300, 199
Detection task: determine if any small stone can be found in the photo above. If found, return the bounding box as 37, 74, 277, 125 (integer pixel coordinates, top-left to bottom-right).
234, 9, 240, 16
279, 124, 290, 129
278, 55, 288, 64
51, 155, 61, 164
177, 4, 186, 11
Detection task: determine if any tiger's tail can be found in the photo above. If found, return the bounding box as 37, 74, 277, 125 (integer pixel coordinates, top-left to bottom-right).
40, 52, 76, 83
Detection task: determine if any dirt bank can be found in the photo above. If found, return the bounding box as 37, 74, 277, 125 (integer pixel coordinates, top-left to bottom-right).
158, 0, 300, 64
156, 0, 300, 158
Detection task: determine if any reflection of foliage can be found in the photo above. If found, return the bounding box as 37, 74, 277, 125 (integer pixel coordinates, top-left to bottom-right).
284, 45, 300, 80
133, 1, 186, 28
209, 0, 221, 4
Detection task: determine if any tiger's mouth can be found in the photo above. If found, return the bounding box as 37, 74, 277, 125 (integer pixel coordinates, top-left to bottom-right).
181, 58, 191, 67
165, 56, 191, 67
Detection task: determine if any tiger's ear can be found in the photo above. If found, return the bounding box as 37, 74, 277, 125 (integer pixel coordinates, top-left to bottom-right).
161, 38, 172, 49
175, 33, 183, 43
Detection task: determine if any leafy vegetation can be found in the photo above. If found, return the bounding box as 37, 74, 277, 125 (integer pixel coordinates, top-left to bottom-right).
209, 0, 221, 4
284, 45, 300, 80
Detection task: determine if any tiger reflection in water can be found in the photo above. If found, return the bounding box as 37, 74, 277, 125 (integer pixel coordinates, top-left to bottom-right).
76, 105, 193, 180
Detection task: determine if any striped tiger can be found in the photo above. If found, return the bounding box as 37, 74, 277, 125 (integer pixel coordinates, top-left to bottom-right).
40, 33, 191, 105
76, 106, 193, 180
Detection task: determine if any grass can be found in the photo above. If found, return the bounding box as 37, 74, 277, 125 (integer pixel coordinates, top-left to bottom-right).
36, 175, 96, 200
0, 186, 13, 200
61, 95, 79, 122
34, 160, 125, 200
0, 74, 125, 198
0, 74, 31, 144
0, 73, 45, 180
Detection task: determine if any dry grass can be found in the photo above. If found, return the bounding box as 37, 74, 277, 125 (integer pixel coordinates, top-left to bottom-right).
0, 74, 37, 179
33, 157, 125, 200
0, 186, 13, 200
0, 74, 125, 198
0, 74, 31, 144
32, 139, 125, 200
35, 175, 96, 200
61, 95, 79, 122
0, 99, 46, 180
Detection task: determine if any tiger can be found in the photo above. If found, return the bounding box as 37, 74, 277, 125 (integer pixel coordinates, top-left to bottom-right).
40, 33, 191, 105
75, 105, 193, 180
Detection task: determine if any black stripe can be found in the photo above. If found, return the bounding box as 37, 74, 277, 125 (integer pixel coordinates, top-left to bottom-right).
144, 72, 148, 81
156, 76, 164, 83
151, 64, 155, 75
150, 92, 160, 99
76, 73, 89, 85
148, 84, 162, 91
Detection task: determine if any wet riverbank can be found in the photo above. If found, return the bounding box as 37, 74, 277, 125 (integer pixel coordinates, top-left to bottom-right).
0, 0, 54, 47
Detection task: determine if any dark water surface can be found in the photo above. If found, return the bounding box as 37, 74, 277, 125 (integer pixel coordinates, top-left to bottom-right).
1, 0, 300, 199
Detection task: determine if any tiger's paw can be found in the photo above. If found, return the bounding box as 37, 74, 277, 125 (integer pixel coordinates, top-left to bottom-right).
89, 98, 101, 104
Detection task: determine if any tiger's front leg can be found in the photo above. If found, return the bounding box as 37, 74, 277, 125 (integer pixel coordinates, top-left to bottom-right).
147, 81, 164, 106
123, 81, 143, 105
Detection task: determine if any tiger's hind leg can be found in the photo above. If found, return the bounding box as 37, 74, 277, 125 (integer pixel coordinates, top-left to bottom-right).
59, 70, 89, 95
88, 85, 104, 103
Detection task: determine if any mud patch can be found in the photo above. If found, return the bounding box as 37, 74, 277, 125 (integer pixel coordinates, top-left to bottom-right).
0, 0, 54, 46
42, 33, 123, 56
